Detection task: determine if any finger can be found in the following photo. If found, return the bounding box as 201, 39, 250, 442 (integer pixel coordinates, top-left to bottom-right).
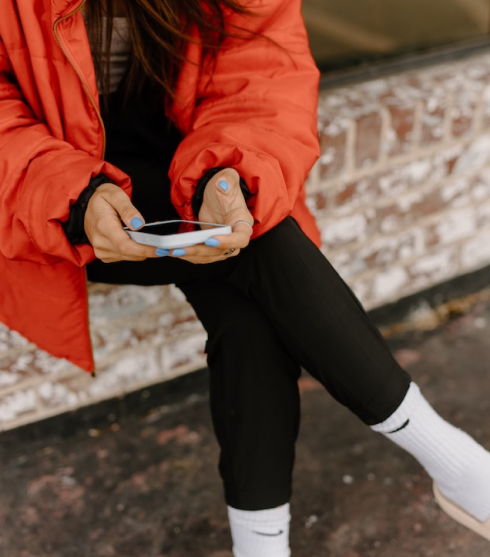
211, 171, 244, 209
99, 186, 146, 230
95, 242, 171, 263
222, 247, 241, 259
217, 231, 250, 250
166, 236, 244, 263
93, 237, 157, 262
96, 252, 147, 264
213, 168, 241, 192
87, 186, 156, 259
207, 228, 252, 249
116, 233, 171, 260
198, 169, 243, 222
91, 218, 165, 261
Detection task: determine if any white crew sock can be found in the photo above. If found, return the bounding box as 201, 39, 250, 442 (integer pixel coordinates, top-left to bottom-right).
227, 503, 291, 557
371, 382, 490, 522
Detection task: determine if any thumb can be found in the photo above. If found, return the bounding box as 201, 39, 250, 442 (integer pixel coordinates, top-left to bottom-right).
104, 187, 146, 230
212, 168, 240, 194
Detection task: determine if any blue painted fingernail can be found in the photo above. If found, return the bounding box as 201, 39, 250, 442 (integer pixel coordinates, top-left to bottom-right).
156, 248, 169, 257
131, 217, 143, 229
218, 180, 229, 191
172, 249, 186, 257
205, 238, 220, 247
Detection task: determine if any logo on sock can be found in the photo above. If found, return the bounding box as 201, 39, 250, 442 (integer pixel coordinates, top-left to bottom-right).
387, 418, 410, 434
252, 530, 284, 537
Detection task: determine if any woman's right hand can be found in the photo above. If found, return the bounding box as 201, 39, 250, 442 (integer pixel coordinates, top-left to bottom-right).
84, 183, 159, 263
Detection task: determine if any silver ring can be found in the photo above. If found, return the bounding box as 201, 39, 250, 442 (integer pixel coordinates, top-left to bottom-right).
233, 220, 254, 233
223, 248, 236, 257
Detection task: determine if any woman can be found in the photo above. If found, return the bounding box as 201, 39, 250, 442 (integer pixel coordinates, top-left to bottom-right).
1, 0, 489, 555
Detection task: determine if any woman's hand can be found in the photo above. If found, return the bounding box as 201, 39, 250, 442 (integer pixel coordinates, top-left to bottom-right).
84, 183, 160, 263
84, 169, 254, 265
174, 168, 254, 264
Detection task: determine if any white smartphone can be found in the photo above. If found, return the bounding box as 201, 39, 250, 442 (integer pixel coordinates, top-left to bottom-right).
124, 220, 232, 249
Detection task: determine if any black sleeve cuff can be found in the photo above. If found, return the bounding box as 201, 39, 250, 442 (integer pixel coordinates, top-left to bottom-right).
62, 174, 116, 245
191, 167, 252, 220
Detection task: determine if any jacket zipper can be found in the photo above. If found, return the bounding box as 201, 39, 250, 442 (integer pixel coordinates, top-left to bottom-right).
53, 0, 106, 158
54, 1, 104, 374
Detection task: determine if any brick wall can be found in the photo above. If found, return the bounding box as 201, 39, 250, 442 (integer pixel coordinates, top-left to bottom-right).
311, 53, 490, 305
2, 51, 490, 431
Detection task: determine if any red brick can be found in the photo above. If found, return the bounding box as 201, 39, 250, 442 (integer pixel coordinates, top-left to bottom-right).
425, 223, 441, 248
335, 182, 357, 206
451, 93, 478, 138
332, 177, 380, 212
386, 104, 416, 155
377, 188, 442, 234
0, 388, 37, 425
355, 111, 382, 168
421, 98, 447, 145
430, 207, 477, 246
407, 247, 458, 290
0, 349, 65, 382
319, 127, 347, 180
362, 231, 425, 269
320, 211, 377, 250
310, 191, 329, 214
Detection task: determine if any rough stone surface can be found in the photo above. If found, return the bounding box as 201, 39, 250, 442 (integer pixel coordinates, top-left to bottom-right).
5, 51, 490, 430
1, 300, 490, 556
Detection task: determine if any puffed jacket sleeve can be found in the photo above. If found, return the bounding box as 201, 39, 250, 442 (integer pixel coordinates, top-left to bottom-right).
169, 0, 320, 238
0, 37, 130, 267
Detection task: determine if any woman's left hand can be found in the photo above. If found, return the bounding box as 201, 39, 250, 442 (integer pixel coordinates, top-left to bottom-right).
170, 168, 254, 264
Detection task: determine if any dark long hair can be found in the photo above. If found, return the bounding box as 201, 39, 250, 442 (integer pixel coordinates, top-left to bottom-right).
83, 0, 253, 105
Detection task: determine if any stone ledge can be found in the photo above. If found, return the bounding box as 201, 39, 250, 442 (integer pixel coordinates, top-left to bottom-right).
3, 51, 490, 431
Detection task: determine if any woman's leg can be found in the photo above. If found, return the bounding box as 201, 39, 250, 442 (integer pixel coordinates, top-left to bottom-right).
225, 218, 490, 533
228, 217, 411, 426
179, 279, 301, 556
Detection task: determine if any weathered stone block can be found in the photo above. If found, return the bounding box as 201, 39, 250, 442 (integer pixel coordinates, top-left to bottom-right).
385, 103, 417, 156
355, 111, 382, 168
319, 123, 348, 180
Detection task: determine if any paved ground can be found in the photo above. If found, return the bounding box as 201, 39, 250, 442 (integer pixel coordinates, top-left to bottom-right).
1, 297, 490, 557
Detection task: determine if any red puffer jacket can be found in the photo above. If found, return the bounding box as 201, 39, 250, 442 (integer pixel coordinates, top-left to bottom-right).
0, 0, 320, 371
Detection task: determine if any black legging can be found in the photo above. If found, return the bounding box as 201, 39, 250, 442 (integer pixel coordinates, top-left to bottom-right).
88, 218, 411, 510
87, 87, 411, 510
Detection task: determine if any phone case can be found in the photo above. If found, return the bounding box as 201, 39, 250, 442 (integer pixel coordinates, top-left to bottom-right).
125, 221, 232, 249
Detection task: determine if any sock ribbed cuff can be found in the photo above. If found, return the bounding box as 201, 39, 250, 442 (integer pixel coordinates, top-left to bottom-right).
228, 504, 291, 557
371, 382, 421, 433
